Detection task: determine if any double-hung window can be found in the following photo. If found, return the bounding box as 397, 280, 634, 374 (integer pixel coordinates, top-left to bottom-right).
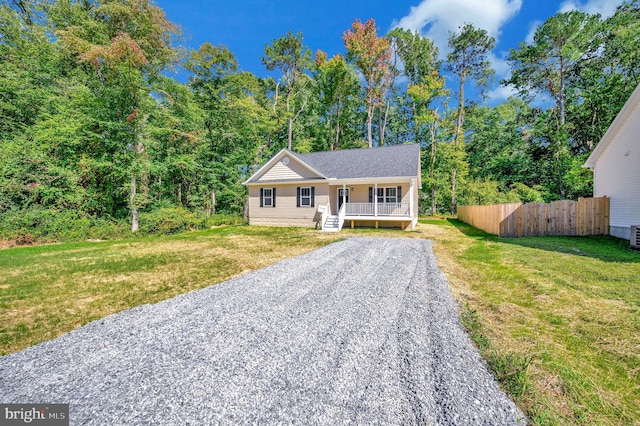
377, 187, 398, 203
385, 187, 398, 203
300, 187, 311, 206
296, 186, 315, 207
260, 188, 275, 207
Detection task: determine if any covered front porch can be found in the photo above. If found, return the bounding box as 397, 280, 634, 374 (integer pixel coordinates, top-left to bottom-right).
320, 181, 417, 232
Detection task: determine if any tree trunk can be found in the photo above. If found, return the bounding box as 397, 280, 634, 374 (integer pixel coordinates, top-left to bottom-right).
177, 183, 182, 206
131, 175, 138, 232
286, 89, 293, 150
211, 188, 216, 215
379, 101, 390, 146
378, 107, 383, 146
451, 76, 465, 216
334, 101, 342, 150
454, 80, 465, 148
559, 56, 566, 127
430, 121, 437, 215
287, 117, 293, 151
243, 198, 249, 221
366, 103, 374, 148
450, 168, 457, 216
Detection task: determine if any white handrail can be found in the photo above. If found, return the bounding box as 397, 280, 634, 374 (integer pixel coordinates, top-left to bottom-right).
320, 204, 329, 231
338, 202, 346, 231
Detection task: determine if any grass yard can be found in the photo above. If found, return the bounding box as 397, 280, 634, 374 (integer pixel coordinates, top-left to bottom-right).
417, 219, 640, 426
1, 220, 638, 425
0, 226, 341, 355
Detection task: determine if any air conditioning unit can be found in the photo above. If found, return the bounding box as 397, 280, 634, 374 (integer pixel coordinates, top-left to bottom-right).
631, 226, 640, 250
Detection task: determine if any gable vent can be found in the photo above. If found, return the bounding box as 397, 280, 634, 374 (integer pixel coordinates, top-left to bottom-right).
631, 226, 640, 251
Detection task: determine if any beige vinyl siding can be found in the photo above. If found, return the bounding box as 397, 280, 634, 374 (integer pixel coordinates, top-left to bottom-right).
593, 100, 640, 239
257, 159, 321, 182
248, 184, 330, 227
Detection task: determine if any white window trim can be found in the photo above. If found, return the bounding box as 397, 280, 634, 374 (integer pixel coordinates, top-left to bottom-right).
385, 187, 397, 203
263, 188, 273, 207
376, 186, 398, 203
300, 186, 312, 207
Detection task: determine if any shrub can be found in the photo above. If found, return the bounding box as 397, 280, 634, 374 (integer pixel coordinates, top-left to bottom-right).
0, 208, 129, 243
205, 213, 247, 227
138, 207, 203, 235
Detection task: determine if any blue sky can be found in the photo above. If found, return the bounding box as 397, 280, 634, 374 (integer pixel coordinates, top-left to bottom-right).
156, 0, 623, 103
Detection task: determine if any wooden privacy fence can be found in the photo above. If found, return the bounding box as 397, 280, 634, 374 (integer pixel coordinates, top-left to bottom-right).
457, 197, 610, 237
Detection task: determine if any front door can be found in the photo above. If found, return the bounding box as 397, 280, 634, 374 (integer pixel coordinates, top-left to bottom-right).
338, 188, 349, 211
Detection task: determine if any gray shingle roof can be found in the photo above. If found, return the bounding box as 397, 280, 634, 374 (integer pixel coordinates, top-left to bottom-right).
288, 144, 420, 179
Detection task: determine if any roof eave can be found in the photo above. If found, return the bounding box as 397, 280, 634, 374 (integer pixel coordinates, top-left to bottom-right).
242, 149, 327, 185
583, 82, 640, 169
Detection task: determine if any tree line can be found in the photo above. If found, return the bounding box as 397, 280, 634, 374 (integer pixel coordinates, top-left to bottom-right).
1, 0, 639, 238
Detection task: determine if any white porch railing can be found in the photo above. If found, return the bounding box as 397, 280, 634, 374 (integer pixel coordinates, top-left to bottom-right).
345, 203, 410, 217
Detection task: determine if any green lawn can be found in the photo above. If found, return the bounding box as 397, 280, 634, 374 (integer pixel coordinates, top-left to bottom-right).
420, 219, 640, 425
0, 226, 341, 355
1, 220, 638, 425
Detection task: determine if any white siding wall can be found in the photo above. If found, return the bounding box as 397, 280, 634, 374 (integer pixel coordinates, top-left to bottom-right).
594, 101, 640, 240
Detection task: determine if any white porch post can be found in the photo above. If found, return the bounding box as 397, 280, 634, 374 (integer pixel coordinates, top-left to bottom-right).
410, 178, 414, 219
374, 182, 378, 217
342, 183, 346, 211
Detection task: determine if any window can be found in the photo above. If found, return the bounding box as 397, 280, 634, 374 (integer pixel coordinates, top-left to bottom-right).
296, 186, 315, 207
385, 187, 397, 203
375, 187, 399, 203
260, 187, 275, 207
300, 187, 311, 206
369, 186, 402, 203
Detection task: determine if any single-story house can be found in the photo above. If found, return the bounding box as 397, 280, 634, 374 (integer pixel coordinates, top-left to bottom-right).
243, 144, 421, 232
583, 83, 640, 241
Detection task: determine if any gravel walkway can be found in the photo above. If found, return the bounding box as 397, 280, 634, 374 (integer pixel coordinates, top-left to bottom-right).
1, 237, 526, 425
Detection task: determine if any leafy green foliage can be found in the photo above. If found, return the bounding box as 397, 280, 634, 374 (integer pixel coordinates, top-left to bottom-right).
2, 1, 640, 240
343, 18, 392, 147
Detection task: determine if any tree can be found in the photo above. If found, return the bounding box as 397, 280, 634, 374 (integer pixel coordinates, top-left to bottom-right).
445, 23, 495, 214
343, 18, 392, 147
57, 0, 180, 231
185, 42, 239, 213
506, 11, 600, 198
314, 51, 362, 150
262, 31, 312, 151
465, 99, 537, 189
506, 11, 600, 127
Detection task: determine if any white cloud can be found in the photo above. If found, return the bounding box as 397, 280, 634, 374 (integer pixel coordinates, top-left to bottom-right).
525, 20, 542, 44
392, 0, 523, 54
558, 0, 619, 18
487, 84, 518, 103
486, 52, 514, 102
489, 52, 510, 77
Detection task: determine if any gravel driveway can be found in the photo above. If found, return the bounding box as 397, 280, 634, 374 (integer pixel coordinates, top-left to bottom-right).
1, 237, 526, 425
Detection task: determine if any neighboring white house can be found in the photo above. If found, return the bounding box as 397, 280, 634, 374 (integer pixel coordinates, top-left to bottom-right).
583, 83, 640, 240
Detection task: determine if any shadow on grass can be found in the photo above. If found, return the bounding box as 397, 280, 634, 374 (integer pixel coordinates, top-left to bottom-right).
446, 218, 640, 264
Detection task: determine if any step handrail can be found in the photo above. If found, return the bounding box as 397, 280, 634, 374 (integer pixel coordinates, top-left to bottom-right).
320, 204, 329, 231
338, 203, 346, 231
